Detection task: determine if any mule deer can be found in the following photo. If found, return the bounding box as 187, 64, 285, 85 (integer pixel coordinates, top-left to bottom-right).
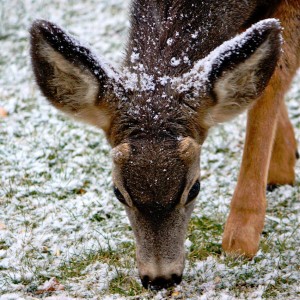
30, 0, 299, 290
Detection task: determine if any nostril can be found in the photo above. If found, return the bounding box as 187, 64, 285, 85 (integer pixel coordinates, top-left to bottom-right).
141, 275, 150, 289
144, 274, 182, 290
149, 276, 169, 290
172, 273, 182, 285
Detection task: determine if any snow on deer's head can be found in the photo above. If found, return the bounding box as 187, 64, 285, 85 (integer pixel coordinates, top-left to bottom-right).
30, 19, 281, 289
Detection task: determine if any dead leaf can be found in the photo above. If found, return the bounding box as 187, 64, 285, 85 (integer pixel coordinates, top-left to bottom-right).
36, 277, 64, 294
171, 291, 181, 297
42, 246, 49, 253
0, 107, 8, 118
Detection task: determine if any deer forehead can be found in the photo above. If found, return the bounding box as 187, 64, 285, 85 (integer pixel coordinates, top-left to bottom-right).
111, 137, 200, 167
123, 160, 187, 210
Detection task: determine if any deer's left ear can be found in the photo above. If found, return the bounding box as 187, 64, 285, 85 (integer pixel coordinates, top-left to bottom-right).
178, 19, 282, 127
30, 20, 124, 133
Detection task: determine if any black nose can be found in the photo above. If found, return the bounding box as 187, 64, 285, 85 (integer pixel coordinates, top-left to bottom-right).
141, 274, 182, 290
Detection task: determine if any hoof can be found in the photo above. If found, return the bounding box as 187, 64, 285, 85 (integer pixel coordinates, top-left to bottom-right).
222, 209, 265, 258
267, 184, 279, 192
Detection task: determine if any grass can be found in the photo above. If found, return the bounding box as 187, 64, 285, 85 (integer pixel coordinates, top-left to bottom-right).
188, 216, 223, 261
56, 241, 144, 297
109, 274, 144, 296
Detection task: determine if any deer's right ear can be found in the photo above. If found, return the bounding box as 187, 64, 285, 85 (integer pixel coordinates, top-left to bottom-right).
177, 19, 282, 127
30, 20, 122, 133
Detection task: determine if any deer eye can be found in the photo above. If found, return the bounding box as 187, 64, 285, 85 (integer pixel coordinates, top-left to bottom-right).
113, 186, 127, 205
187, 180, 200, 203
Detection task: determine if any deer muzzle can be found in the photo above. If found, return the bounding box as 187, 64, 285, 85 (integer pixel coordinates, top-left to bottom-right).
125, 204, 194, 290
138, 254, 185, 290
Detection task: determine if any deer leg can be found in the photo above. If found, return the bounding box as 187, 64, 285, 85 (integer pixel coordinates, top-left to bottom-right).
267, 100, 298, 189
222, 72, 283, 257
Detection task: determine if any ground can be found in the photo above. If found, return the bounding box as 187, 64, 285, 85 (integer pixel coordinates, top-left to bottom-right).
0, 0, 299, 299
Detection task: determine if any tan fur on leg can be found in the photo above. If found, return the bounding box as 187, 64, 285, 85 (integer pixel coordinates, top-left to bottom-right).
268, 101, 297, 186
222, 77, 279, 257
223, 1, 300, 257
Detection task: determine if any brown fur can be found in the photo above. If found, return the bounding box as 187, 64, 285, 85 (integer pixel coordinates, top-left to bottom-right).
268, 102, 297, 185
178, 137, 200, 164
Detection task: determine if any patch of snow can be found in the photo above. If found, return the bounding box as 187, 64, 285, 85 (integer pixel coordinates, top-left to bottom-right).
166, 38, 174, 46
170, 57, 181, 67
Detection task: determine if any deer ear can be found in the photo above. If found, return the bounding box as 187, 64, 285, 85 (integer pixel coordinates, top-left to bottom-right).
30, 20, 122, 133
207, 19, 282, 125
178, 19, 282, 127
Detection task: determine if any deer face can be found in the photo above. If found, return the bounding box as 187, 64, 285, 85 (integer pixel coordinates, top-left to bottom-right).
111, 138, 200, 288
30, 19, 281, 289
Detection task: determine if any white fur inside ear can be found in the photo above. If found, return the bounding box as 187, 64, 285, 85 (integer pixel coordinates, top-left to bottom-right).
40, 40, 99, 107
205, 38, 272, 126
39, 41, 112, 130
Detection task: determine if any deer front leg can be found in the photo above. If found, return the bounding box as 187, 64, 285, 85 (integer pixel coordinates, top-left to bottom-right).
268, 100, 298, 188
222, 74, 282, 258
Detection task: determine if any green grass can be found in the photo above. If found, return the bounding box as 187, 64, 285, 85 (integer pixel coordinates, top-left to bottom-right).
109, 274, 144, 296
188, 216, 223, 261
57, 241, 141, 296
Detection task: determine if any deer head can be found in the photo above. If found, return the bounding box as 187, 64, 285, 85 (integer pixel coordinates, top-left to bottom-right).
30, 18, 281, 289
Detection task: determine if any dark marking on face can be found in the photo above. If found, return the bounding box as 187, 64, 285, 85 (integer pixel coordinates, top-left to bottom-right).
121, 138, 187, 213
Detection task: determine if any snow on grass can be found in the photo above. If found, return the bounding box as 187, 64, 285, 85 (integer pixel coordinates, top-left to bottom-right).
0, 0, 299, 299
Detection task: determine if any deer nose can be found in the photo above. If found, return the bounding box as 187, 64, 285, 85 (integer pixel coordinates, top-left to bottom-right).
141, 273, 182, 290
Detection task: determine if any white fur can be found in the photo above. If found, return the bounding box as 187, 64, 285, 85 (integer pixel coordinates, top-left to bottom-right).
39, 41, 112, 131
